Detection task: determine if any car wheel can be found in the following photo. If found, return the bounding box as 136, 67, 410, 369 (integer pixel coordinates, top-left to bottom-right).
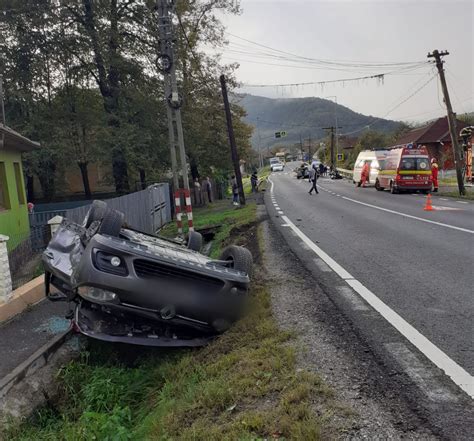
390, 182, 398, 194
186, 230, 203, 252
83, 200, 108, 228
98, 209, 125, 237
356, 181, 362, 187
421, 189, 430, 194
375, 179, 384, 191
219, 245, 253, 276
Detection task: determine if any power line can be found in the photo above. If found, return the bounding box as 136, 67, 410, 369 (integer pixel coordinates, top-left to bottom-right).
339, 73, 438, 136
225, 32, 428, 68
240, 73, 385, 88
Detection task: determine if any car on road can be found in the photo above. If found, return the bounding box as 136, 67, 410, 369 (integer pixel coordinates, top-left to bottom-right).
270, 158, 284, 172
376, 144, 432, 193
353, 150, 389, 187
43, 201, 253, 347
295, 162, 310, 179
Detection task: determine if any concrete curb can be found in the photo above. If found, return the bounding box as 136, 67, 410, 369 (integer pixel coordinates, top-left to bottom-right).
0, 328, 72, 400
0, 275, 45, 324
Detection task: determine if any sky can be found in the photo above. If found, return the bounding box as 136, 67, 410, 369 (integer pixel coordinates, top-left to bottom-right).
215, 0, 473, 124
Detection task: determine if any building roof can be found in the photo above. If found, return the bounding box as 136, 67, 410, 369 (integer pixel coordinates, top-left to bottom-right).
395, 116, 469, 145
0, 123, 40, 152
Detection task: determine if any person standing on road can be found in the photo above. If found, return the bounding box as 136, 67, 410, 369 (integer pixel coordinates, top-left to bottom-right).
319, 162, 324, 177
360, 161, 370, 187
308, 164, 319, 195
231, 175, 239, 205
431, 158, 439, 192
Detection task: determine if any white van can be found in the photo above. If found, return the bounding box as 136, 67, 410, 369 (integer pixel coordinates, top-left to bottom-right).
353, 150, 388, 186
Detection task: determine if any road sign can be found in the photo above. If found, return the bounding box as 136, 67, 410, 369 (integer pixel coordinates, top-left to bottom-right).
275, 131, 287, 139
337, 153, 344, 161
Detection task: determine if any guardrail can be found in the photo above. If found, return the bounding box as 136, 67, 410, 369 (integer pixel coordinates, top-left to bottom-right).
336, 168, 353, 180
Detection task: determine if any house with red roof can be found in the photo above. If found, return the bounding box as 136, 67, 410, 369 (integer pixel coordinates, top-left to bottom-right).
394, 116, 470, 171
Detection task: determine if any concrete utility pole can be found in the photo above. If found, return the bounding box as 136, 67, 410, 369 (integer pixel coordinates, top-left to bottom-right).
156, 0, 189, 192
299, 134, 304, 160
308, 133, 312, 161
220, 74, 245, 205
428, 50, 466, 195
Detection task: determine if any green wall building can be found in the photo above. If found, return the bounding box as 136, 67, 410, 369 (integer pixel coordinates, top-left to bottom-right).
0, 124, 39, 247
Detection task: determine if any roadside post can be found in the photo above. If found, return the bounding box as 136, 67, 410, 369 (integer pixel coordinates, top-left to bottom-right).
0, 235, 12, 303
220, 74, 246, 206
428, 50, 466, 196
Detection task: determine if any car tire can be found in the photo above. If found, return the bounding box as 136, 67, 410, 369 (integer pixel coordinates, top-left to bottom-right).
390, 182, 398, 194
186, 230, 203, 252
375, 180, 384, 191
98, 209, 124, 237
83, 200, 108, 228
421, 189, 430, 194
356, 181, 362, 187
219, 245, 253, 276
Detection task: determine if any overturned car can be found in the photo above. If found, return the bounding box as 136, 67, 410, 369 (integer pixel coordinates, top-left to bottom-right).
43, 201, 253, 347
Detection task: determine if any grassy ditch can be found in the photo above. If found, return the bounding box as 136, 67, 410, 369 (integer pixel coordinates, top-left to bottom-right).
2, 200, 339, 441
436, 189, 474, 200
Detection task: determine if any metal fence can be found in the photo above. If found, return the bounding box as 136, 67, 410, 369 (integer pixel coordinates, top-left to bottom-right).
64, 183, 171, 234
7, 225, 50, 289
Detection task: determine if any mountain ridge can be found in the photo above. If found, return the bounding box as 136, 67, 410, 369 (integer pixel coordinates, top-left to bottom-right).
237, 94, 401, 148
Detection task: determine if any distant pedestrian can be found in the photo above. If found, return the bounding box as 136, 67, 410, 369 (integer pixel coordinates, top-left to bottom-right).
250, 171, 258, 193
194, 177, 202, 205
431, 158, 439, 192
319, 163, 324, 177
203, 176, 213, 203
27, 202, 35, 213
308, 165, 319, 195
231, 175, 239, 206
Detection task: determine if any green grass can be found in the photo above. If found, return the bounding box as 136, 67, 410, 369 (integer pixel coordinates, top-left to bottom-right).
2, 201, 343, 440
161, 199, 257, 258
436, 190, 474, 200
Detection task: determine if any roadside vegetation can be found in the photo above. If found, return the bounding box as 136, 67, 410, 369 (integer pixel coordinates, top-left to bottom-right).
2, 195, 341, 441
436, 189, 474, 200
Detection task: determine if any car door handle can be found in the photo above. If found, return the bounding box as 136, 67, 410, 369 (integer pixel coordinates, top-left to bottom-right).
44, 251, 54, 259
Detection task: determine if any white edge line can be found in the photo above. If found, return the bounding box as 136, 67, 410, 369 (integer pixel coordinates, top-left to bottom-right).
346, 279, 473, 398
280, 213, 473, 398
282, 215, 353, 280
341, 195, 473, 234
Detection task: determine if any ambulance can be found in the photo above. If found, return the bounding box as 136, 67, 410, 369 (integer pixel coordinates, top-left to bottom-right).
353, 150, 389, 186
375, 144, 432, 194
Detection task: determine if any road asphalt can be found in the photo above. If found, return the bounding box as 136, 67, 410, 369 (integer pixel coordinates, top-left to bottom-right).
265, 163, 473, 437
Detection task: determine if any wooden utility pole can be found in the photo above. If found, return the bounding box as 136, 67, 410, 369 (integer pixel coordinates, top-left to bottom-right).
323, 126, 336, 169
220, 75, 245, 205
428, 50, 465, 195
0, 76, 5, 125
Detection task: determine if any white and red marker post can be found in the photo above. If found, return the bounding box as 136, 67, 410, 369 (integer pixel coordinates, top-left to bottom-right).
174, 189, 194, 234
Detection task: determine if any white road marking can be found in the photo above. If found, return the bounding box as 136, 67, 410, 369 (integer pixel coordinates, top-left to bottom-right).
346, 279, 473, 398
456, 201, 468, 204
336, 286, 369, 311
268, 189, 474, 398
339, 194, 474, 234
313, 257, 332, 272
278, 210, 284, 214
440, 198, 449, 201
385, 342, 457, 402
281, 215, 354, 280
281, 224, 290, 227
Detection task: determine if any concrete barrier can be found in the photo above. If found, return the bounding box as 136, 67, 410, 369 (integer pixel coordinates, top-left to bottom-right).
0, 275, 44, 324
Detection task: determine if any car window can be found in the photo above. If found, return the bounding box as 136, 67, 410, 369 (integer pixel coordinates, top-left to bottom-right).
401, 157, 430, 171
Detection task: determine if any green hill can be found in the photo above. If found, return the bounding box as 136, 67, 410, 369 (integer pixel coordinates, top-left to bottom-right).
237, 94, 401, 148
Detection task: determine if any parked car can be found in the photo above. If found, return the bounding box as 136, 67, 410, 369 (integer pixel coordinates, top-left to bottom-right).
376, 144, 432, 193
43, 201, 253, 347
353, 150, 389, 187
